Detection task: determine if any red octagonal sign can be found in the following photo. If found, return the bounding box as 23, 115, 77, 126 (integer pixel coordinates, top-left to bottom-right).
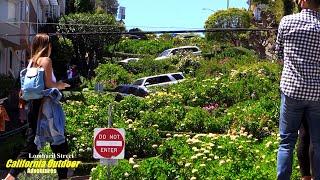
93, 128, 125, 159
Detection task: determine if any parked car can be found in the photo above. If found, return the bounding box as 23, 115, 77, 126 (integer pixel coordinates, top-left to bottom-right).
112, 84, 148, 101
119, 58, 140, 64
132, 72, 185, 91
155, 46, 201, 60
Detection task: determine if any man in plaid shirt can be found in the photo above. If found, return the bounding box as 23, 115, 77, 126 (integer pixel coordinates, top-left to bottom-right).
276, 0, 320, 179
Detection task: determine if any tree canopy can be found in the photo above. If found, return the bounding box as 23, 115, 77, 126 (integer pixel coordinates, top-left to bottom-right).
66, 0, 119, 15
204, 8, 252, 46
58, 12, 125, 77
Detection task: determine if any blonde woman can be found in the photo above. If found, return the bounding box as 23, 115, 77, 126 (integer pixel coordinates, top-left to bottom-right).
5, 33, 70, 180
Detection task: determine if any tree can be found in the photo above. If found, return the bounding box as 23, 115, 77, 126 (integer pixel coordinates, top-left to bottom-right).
204, 8, 252, 46
251, 0, 298, 24
74, 0, 94, 13
50, 37, 74, 79
58, 12, 125, 77
95, 0, 119, 15
128, 28, 148, 40
247, 9, 277, 59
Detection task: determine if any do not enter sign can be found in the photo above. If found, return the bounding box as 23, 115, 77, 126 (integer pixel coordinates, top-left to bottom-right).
93, 128, 125, 159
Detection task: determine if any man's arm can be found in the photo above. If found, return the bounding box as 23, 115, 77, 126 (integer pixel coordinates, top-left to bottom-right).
275, 18, 285, 65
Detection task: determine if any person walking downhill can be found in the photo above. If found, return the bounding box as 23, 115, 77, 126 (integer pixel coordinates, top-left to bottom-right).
276, 0, 320, 179
4, 33, 70, 180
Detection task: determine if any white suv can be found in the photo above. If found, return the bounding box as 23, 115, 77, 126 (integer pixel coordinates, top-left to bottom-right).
132, 72, 185, 91
155, 46, 201, 60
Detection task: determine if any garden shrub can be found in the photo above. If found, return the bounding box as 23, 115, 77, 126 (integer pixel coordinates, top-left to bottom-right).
222, 94, 280, 138
125, 128, 161, 158
91, 160, 133, 180
113, 95, 149, 121
94, 63, 132, 90
140, 104, 186, 131
63, 92, 115, 161
138, 157, 177, 179
176, 107, 212, 133
106, 38, 174, 56
144, 91, 184, 111
122, 58, 177, 78
175, 53, 202, 77
91, 133, 300, 179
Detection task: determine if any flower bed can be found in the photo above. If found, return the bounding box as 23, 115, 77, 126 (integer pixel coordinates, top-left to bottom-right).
62, 53, 300, 178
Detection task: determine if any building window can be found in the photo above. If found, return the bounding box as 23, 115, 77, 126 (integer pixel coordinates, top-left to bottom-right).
20, 1, 24, 21
9, 50, 13, 69
8, 1, 18, 22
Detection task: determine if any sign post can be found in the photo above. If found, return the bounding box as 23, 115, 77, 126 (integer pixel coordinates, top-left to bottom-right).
93, 105, 125, 179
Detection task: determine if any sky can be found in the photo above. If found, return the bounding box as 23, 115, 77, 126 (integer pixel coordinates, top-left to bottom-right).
117, 0, 249, 31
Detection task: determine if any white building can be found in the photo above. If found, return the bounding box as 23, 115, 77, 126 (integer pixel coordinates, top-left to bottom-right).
0, 0, 65, 78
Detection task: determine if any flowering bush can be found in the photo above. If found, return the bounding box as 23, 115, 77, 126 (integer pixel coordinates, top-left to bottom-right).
64, 49, 296, 178
94, 63, 132, 90
91, 132, 300, 179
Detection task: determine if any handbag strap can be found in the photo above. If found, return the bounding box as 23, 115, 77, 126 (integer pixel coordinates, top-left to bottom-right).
27, 59, 42, 68
27, 60, 33, 68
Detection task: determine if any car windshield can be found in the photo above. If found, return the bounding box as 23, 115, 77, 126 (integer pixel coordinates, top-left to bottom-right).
158, 50, 171, 57
132, 79, 144, 86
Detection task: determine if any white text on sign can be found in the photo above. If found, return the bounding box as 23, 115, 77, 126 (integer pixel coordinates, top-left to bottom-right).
98, 134, 121, 140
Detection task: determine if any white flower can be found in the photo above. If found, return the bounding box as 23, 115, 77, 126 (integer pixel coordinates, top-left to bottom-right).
214, 155, 219, 160
133, 164, 139, 169
265, 141, 272, 148
79, 148, 84, 153
72, 137, 77, 141
91, 168, 96, 172
124, 172, 130, 177
152, 144, 158, 148
191, 169, 198, 173
190, 177, 197, 180
219, 160, 225, 165
200, 164, 206, 167
191, 155, 197, 160
185, 163, 191, 167
129, 158, 135, 164
192, 147, 199, 152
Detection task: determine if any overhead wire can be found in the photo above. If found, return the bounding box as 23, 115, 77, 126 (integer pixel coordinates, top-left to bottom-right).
0, 28, 278, 37
1, 21, 205, 30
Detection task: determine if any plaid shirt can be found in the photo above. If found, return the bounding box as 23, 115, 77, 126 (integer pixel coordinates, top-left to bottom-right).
276, 9, 320, 101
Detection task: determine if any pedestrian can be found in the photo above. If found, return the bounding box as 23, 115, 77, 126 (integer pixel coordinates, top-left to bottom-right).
4, 33, 70, 180
276, 0, 320, 179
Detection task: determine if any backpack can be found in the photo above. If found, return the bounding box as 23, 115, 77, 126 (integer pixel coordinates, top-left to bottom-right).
20, 61, 45, 100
